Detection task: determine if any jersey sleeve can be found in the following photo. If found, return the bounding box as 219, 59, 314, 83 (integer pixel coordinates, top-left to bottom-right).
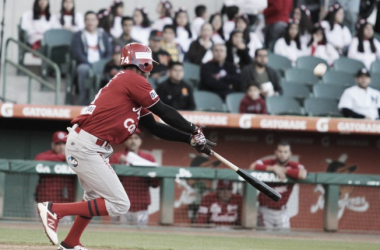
338, 89, 354, 109
140, 108, 152, 118
127, 75, 160, 108
196, 194, 211, 224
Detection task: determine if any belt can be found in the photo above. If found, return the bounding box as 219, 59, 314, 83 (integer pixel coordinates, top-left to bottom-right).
74, 126, 109, 147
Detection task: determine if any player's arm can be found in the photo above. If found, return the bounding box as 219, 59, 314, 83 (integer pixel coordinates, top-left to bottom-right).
286, 164, 307, 180
250, 160, 287, 180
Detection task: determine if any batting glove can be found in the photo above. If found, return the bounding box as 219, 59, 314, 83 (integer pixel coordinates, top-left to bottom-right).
190, 126, 216, 155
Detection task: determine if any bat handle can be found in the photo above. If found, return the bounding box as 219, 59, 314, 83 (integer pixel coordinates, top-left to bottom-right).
211, 150, 239, 172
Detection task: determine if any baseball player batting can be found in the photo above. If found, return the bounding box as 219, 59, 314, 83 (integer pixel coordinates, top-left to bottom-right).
37, 43, 216, 250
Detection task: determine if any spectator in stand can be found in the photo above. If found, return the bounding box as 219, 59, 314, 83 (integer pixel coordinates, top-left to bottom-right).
101, 45, 122, 88
223, 5, 239, 41
156, 61, 196, 111
223, 0, 267, 27
250, 141, 307, 230
191, 5, 207, 37
53, 0, 84, 32
151, 0, 173, 31
306, 25, 339, 66
209, 13, 225, 44
296, 0, 325, 23
196, 180, 242, 226
337, 0, 360, 34
70, 11, 112, 105
113, 16, 139, 49
130, 8, 151, 46
321, 4, 352, 55
241, 48, 282, 97
292, 5, 313, 46
160, 25, 183, 62
348, 20, 380, 70
21, 0, 56, 50
338, 68, 380, 120
226, 29, 252, 69
148, 30, 171, 81
274, 20, 306, 66
235, 14, 263, 58
263, 0, 293, 49
109, 129, 159, 225
187, 23, 214, 65
173, 8, 196, 54
199, 44, 241, 100
97, 1, 124, 39
34, 131, 76, 215
239, 83, 267, 114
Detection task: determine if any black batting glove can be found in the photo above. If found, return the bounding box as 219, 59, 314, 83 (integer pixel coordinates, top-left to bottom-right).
190, 126, 217, 156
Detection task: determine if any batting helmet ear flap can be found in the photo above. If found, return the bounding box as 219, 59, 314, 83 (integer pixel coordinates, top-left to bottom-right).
120, 43, 158, 73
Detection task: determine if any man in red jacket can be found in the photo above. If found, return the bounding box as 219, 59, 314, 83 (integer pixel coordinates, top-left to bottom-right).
263, 0, 293, 48
109, 129, 159, 225
250, 141, 307, 230
34, 131, 76, 205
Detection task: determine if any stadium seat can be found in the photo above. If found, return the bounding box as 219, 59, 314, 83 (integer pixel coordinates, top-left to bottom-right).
370, 73, 380, 90
304, 97, 342, 117
370, 60, 380, 74
84, 58, 110, 101
322, 71, 356, 87
193, 91, 225, 112
296, 56, 329, 72
313, 84, 346, 101
333, 57, 365, 75
285, 68, 319, 85
281, 82, 310, 100
225, 93, 245, 113
268, 53, 292, 76
266, 96, 303, 115
183, 62, 200, 88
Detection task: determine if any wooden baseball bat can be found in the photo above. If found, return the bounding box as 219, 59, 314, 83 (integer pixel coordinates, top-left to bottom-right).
211, 150, 282, 202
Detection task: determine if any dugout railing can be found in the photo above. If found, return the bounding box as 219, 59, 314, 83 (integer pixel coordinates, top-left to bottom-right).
1, 159, 380, 231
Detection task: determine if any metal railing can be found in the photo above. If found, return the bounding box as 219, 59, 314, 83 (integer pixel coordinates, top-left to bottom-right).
2, 38, 61, 104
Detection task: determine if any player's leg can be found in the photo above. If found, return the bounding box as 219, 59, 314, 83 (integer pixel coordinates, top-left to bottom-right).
279, 208, 290, 230
257, 206, 275, 230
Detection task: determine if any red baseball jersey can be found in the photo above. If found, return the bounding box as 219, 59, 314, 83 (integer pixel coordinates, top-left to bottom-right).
72, 70, 160, 144
109, 150, 160, 212
196, 192, 242, 225
255, 159, 305, 209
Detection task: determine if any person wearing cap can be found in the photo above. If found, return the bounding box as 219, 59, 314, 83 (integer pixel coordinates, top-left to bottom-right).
109, 129, 159, 225
113, 16, 140, 50
338, 68, 380, 120
34, 131, 76, 204
148, 30, 171, 80
196, 180, 242, 226
250, 141, 307, 230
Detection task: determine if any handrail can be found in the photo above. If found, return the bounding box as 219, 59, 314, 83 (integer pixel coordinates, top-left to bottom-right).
2, 38, 61, 105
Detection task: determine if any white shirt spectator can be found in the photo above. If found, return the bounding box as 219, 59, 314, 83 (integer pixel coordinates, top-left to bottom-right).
191, 17, 205, 37
211, 33, 225, 44
348, 37, 380, 69
300, 32, 311, 47
131, 26, 151, 45
223, 20, 236, 41
321, 21, 352, 50
84, 31, 100, 64
307, 43, 340, 66
53, 12, 84, 32
110, 16, 123, 39
21, 10, 57, 45
274, 38, 306, 65
151, 17, 173, 31
175, 26, 196, 53
248, 33, 263, 58
224, 0, 267, 15
338, 85, 380, 120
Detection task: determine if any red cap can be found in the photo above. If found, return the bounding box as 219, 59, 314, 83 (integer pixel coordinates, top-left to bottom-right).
52, 131, 67, 143
217, 180, 233, 190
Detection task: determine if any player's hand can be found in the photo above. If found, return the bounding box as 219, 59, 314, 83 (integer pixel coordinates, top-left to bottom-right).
273, 165, 287, 180
190, 126, 216, 155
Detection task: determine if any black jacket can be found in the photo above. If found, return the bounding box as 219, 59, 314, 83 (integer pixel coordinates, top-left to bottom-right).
187, 39, 212, 65
156, 79, 196, 111
226, 43, 252, 69
241, 64, 282, 94
199, 60, 241, 100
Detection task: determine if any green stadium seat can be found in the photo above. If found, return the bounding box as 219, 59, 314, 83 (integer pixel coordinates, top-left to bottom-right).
285, 68, 319, 85
370, 60, 380, 74
225, 93, 245, 113
193, 91, 225, 112
281, 82, 310, 100
304, 97, 342, 117
183, 62, 200, 88
313, 84, 346, 101
268, 53, 292, 76
333, 57, 365, 75
322, 71, 356, 87
266, 96, 303, 115
296, 56, 329, 72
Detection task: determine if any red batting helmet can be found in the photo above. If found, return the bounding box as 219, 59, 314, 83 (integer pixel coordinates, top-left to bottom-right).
120, 43, 158, 73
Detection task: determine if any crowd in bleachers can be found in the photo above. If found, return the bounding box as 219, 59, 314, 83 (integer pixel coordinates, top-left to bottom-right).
18, 0, 380, 120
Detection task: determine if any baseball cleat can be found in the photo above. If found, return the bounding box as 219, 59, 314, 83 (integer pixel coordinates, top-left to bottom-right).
37, 202, 59, 245
58, 242, 89, 250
